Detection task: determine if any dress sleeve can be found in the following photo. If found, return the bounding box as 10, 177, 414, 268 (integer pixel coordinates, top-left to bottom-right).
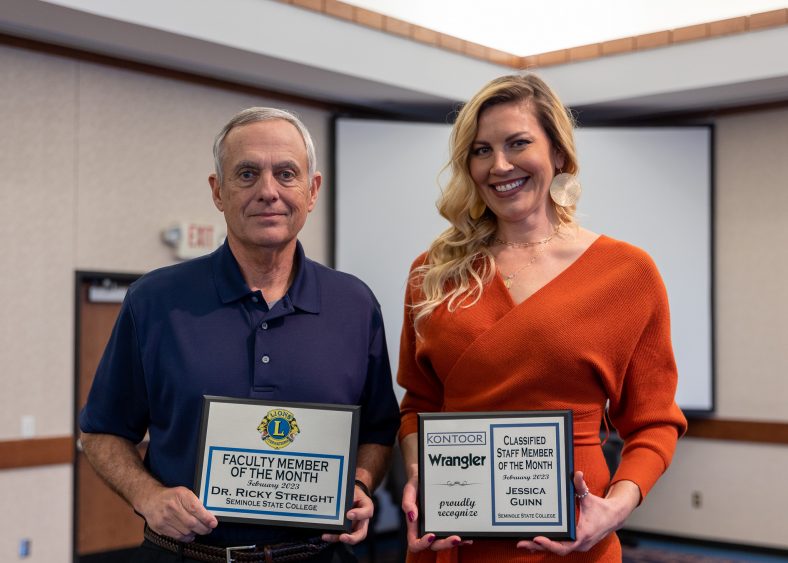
607, 259, 688, 499
78, 290, 150, 443
397, 257, 444, 442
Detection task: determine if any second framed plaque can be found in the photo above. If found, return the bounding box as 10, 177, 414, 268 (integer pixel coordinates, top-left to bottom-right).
194, 396, 359, 532
419, 411, 575, 539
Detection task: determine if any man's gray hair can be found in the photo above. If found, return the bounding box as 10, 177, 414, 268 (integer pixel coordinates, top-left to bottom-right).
212, 107, 317, 184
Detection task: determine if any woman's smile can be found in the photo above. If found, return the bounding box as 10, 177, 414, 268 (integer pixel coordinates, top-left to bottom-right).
490, 176, 529, 193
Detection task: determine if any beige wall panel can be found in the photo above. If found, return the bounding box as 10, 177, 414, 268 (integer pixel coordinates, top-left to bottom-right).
0, 46, 76, 439
714, 107, 788, 421
633, 108, 788, 544
627, 438, 788, 549
76, 62, 331, 274
0, 464, 72, 562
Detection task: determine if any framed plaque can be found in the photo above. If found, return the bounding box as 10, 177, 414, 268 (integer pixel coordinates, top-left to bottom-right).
419, 411, 575, 539
194, 396, 359, 531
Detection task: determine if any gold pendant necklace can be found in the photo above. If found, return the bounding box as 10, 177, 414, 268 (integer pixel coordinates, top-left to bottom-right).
502, 245, 545, 289
499, 225, 558, 290
494, 224, 559, 248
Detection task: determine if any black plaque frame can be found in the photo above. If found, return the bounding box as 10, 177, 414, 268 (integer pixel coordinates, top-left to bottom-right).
419, 410, 575, 540
194, 396, 359, 532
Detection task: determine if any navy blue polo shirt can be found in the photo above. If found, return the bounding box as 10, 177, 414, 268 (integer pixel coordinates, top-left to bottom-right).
79, 240, 399, 545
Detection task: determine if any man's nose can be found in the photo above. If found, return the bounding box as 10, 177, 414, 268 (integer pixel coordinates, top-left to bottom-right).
256, 172, 280, 201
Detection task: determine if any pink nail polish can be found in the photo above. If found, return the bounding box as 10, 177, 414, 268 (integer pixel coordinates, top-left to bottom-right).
427, 535, 436, 543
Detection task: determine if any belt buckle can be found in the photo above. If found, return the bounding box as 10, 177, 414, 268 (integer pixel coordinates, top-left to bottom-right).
226, 544, 256, 563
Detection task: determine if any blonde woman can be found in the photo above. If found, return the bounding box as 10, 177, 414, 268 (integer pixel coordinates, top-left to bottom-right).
397, 74, 686, 562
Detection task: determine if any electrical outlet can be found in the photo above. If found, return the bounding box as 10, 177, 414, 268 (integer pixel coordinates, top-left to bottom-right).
20, 415, 35, 438
19, 538, 31, 558
691, 490, 702, 509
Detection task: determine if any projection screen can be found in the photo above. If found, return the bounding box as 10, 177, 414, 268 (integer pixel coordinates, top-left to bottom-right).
335, 118, 713, 413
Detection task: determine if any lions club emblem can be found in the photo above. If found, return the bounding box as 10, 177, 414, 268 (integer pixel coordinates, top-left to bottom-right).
258, 409, 300, 450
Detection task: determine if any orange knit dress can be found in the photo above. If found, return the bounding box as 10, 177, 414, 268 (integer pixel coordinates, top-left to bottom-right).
398, 236, 687, 563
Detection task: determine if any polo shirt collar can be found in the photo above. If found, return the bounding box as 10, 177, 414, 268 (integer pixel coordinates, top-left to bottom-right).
287, 241, 321, 314
211, 239, 320, 314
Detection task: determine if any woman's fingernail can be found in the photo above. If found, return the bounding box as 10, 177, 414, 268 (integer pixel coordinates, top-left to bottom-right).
452, 539, 461, 546
427, 534, 436, 543
407, 511, 415, 522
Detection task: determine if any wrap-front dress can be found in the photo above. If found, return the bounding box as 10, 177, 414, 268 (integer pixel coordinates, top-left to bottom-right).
398, 236, 687, 562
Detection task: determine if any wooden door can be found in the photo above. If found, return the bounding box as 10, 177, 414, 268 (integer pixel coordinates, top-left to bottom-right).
75, 274, 145, 557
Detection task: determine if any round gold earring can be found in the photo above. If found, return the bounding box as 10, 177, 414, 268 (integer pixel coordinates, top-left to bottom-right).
549, 173, 581, 207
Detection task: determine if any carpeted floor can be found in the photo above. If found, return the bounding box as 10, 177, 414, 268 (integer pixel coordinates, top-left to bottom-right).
355, 533, 788, 563
623, 545, 750, 562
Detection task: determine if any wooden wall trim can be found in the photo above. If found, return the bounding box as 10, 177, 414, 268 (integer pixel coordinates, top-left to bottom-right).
685, 418, 788, 445
0, 436, 74, 470
280, 1, 788, 70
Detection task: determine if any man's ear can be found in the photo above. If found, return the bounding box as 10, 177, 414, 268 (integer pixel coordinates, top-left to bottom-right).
209, 173, 224, 212
307, 172, 322, 212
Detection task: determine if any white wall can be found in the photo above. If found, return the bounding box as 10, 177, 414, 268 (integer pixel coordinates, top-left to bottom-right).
626, 106, 788, 548
0, 42, 332, 562
628, 439, 788, 549
0, 466, 72, 561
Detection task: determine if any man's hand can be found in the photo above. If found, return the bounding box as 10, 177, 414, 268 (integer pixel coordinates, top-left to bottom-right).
137, 485, 218, 542
81, 433, 217, 543
321, 484, 373, 545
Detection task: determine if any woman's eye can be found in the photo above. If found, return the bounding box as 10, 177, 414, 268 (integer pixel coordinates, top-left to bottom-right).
471, 146, 490, 157
511, 139, 531, 148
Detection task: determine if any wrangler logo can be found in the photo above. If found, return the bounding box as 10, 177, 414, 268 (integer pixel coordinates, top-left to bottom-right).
427, 453, 486, 469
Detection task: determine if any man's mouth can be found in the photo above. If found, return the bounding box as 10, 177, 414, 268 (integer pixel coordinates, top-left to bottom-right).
491, 177, 527, 193
251, 210, 285, 218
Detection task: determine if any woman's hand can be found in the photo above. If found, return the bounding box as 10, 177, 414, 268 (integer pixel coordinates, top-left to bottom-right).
400, 434, 471, 553
402, 470, 470, 552
516, 471, 640, 556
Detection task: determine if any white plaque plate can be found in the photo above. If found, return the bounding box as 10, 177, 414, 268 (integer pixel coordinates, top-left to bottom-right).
194, 396, 359, 532
419, 411, 575, 539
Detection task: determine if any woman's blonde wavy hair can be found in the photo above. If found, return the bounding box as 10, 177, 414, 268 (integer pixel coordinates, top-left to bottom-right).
411, 74, 579, 329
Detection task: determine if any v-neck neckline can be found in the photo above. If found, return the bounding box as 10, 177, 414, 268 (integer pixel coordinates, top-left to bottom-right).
496, 234, 606, 309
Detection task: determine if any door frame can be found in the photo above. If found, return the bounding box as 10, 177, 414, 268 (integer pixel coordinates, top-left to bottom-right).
73, 271, 140, 562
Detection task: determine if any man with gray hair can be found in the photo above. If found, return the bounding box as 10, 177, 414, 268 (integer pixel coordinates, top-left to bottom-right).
79, 107, 400, 562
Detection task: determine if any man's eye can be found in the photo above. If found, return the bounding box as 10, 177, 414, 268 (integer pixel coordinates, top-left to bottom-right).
239, 171, 256, 181
279, 170, 296, 180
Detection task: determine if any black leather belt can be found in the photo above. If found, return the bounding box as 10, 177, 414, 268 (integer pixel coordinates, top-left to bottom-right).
143, 525, 331, 562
